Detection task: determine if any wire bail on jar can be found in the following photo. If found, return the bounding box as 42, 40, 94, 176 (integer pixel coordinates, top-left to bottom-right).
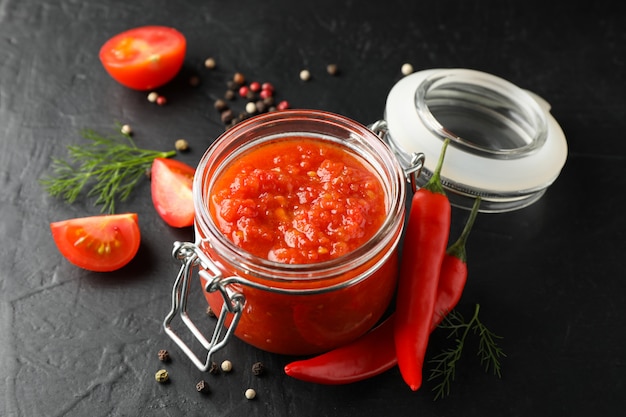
370, 119, 425, 193
163, 241, 245, 372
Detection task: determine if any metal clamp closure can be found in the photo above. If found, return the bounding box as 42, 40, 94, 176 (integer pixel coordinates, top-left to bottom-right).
163, 241, 245, 372
370, 119, 425, 193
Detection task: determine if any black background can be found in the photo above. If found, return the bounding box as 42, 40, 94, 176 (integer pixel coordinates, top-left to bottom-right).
1, 1, 625, 416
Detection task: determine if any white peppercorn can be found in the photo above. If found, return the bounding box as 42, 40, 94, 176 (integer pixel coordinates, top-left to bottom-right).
221, 360, 233, 372
299, 69, 311, 81
120, 124, 132, 135
401, 63, 414, 76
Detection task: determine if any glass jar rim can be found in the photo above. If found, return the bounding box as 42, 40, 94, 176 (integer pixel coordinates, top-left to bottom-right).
384, 68, 567, 212
415, 69, 548, 160
193, 109, 406, 283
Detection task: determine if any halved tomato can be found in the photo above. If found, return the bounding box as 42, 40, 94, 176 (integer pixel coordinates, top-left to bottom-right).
50, 213, 141, 272
151, 158, 195, 228
99, 26, 186, 90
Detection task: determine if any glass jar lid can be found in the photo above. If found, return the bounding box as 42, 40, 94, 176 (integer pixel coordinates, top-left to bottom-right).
383, 68, 567, 212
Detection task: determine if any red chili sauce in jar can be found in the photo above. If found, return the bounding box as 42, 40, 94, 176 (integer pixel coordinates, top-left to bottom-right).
201, 135, 400, 355
210, 138, 386, 264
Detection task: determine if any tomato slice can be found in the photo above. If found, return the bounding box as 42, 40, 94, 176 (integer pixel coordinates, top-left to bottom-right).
99, 26, 186, 90
151, 158, 195, 228
50, 213, 141, 272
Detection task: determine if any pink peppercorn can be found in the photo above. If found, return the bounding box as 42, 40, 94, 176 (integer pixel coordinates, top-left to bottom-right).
249, 81, 261, 92
259, 89, 273, 100
238, 85, 250, 98
261, 82, 274, 93
156, 95, 167, 106
276, 100, 290, 111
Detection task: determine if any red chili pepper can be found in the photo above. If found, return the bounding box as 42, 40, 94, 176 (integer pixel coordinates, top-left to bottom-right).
284, 315, 397, 384
283, 197, 481, 385
430, 196, 481, 329
394, 139, 451, 391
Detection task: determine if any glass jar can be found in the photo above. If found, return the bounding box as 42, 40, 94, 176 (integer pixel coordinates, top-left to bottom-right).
164, 110, 414, 371
164, 70, 567, 371
377, 68, 567, 212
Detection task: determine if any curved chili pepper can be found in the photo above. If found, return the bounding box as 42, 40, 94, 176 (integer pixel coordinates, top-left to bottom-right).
283, 197, 481, 385
430, 196, 481, 329
284, 315, 397, 384
394, 139, 451, 391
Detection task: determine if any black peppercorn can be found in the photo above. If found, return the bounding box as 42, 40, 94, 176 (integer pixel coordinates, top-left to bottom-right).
224, 90, 236, 100
255, 101, 267, 114
208, 361, 220, 375
196, 380, 210, 393
221, 109, 234, 124
251, 361, 265, 376
226, 80, 238, 91
214, 99, 228, 112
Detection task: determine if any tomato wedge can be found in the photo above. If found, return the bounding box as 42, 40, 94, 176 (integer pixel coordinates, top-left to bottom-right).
151, 158, 195, 228
99, 26, 186, 90
50, 213, 141, 272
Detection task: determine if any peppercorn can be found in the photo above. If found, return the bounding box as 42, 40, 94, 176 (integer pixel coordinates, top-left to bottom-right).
147, 91, 159, 102
327, 63, 339, 76
224, 90, 236, 100
204, 57, 216, 69
120, 124, 132, 136
263, 96, 275, 106
233, 72, 245, 85
220, 109, 234, 124
189, 75, 200, 87
156, 95, 167, 106
261, 82, 274, 93
155, 369, 169, 383
245, 101, 257, 114
246, 90, 256, 101
255, 100, 267, 114
226, 80, 238, 91
244, 388, 256, 400
401, 63, 414, 76
238, 85, 250, 98
158, 349, 171, 362
251, 361, 265, 376
175, 139, 189, 152
277, 100, 290, 111
214, 99, 228, 112
196, 380, 210, 393
221, 360, 233, 372
208, 361, 220, 374
299, 69, 311, 81
259, 89, 273, 100
249, 81, 261, 92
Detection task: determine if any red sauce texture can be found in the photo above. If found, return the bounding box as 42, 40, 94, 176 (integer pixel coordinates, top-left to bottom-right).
210, 138, 386, 264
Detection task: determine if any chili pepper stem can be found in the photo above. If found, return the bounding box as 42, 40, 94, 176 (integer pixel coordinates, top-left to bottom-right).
446, 197, 481, 263
422, 139, 450, 195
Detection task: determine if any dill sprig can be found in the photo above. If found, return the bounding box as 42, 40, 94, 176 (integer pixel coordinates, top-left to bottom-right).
428, 304, 505, 400
40, 127, 176, 214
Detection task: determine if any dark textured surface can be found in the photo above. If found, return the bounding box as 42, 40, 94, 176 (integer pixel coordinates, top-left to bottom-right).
1, 0, 625, 416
